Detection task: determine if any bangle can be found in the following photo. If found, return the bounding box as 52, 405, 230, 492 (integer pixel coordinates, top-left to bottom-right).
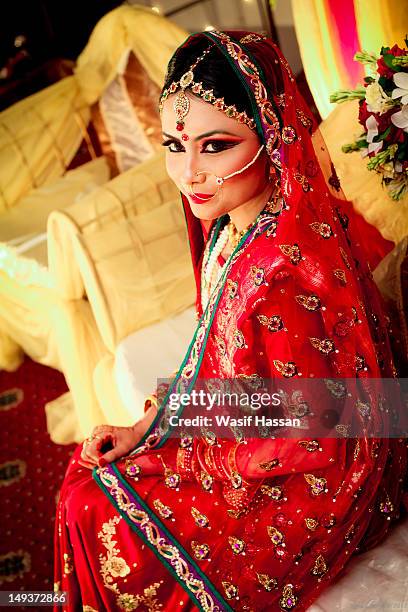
204, 444, 225, 479
176, 446, 194, 478
144, 395, 158, 413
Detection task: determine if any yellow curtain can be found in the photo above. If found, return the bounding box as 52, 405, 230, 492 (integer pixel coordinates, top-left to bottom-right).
74, 6, 187, 104
354, 0, 408, 51
0, 6, 187, 210
291, 0, 408, 119
292, 0, 348, 118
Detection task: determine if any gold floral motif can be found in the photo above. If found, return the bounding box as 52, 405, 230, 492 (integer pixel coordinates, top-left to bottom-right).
163, 468, 181, 490
296, 108, 313, 130
356, 399, 371, 419
98, 516, 130, 593
251, 265, 266, 286
214, 335, 227, 356
257, 314, 284, 332
282, 125, 297, 144
279, 243, 302, 265
257, 572, 278, 591
116, 582, 164, 611
237, 373, 264, 389
258, 458, 279, 471
83, 606, 98, 612
228, 536, 246, 555
353, 440, 360, 460
273, 360, 298, 378
63, 553, 73, 575
309, 222, 333, 239
298, 440, 321, 452
260, 484, 283, 500
233, 329, 246, 349
239, 33, 266, 44
179, 433, 193, 449
335, 424, 350, 437
226, 279, 238, 299
222, 581, 239, 599
304, 518, 319, 531
54, 582, 60, 593
304, 473, 327, 495
379, 493, 394, 515
311, 554, 328, 577
230, 470, 243, 489
355, 354, 367, 372
309, 337, 335, 355
333, 269, 347, 284
191, 541, 210, 560
276, 93, 286, 109
294, 172, 310, 192
295, 294, 321, 311
124, 459, 141, 480
280, 584, 298, 610
200, 471, 213, 492
325, 379, 346, 398
153, 499, 173, 520
266, 221, 278, 237
267, 526, 285, 546
227, 508, 247, 519
191, 507, 209, 528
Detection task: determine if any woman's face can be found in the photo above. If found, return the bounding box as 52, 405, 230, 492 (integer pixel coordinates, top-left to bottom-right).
161, 93, 269, 221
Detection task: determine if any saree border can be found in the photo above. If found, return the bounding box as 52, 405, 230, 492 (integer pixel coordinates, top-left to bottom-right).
93, 463, 233, 612
130, 217, 271, 455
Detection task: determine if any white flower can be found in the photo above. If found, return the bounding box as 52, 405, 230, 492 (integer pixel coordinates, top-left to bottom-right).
365, 81, 393, 114
392, 72, 408, 105
391, 104, 408, 132
365, 115, 383, 155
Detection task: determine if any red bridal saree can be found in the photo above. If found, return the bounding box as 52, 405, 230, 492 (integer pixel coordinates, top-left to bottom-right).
54, 31, 407, 611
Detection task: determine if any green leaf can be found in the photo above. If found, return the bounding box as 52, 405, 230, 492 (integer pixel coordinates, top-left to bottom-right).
377, 126, 392, 141
382, 53, 396, 69
378, 76, 393, 90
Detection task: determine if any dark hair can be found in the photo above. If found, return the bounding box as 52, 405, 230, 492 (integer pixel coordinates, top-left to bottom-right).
162, 36, 254, 119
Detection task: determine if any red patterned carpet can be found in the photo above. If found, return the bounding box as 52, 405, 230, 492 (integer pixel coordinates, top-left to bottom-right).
0, 358, 76, 591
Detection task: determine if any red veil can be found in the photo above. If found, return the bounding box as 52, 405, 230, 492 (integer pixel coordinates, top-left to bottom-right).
58, 31, 407, 612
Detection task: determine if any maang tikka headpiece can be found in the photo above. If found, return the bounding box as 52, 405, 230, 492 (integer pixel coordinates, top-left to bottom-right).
159, 43, 256, 135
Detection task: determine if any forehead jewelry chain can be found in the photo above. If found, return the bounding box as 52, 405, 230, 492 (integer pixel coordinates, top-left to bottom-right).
174, 46, 213, 140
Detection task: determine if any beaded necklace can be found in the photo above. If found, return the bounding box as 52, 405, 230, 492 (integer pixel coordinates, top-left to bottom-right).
200, 187, 283, 311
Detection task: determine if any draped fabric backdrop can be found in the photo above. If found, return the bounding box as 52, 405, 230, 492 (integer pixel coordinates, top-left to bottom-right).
292, 0, 408, 119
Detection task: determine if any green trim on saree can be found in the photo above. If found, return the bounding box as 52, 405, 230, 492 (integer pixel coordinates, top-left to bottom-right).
93, 464, 233, 612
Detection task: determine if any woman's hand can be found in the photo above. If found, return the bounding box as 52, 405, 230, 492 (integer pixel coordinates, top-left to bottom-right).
79, 405, 157, 470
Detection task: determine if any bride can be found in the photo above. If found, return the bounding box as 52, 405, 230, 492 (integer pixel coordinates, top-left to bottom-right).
54, 30, 407, 611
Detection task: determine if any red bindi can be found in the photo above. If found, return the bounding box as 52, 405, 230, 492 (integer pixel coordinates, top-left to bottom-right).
181, 133, 189, 141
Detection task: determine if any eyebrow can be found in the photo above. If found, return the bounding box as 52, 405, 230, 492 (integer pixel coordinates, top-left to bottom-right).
162, 130, 241, 141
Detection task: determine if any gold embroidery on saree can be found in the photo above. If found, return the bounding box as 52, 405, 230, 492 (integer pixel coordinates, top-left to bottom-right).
97, 470, 220, 611
63, 553, 73, 575
98, 515, 164, 611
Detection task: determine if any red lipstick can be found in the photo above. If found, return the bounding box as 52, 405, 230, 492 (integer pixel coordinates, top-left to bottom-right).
188, 192, 215, 204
